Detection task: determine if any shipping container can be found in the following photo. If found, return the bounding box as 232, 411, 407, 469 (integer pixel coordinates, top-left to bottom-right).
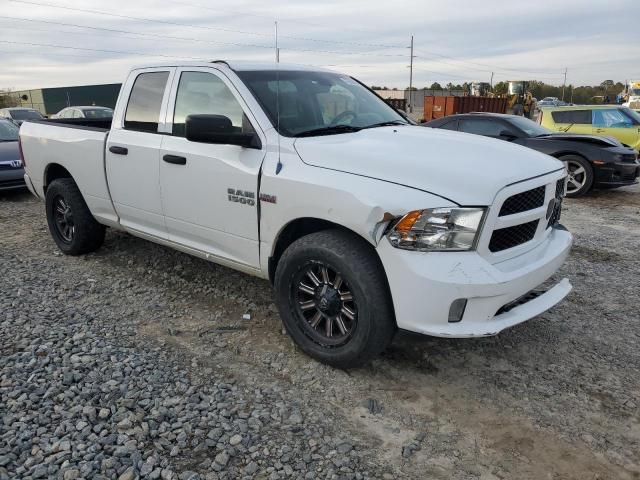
423, 96, 507, 122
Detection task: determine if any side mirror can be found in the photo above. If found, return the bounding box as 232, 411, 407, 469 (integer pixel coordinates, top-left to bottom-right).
499, 130, 517, 141
185, 114, 261, 149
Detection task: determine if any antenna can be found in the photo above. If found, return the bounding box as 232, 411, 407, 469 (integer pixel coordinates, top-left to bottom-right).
275, 20, 282, 175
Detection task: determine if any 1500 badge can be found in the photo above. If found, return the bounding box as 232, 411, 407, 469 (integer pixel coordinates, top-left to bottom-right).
227, 188, 255, 206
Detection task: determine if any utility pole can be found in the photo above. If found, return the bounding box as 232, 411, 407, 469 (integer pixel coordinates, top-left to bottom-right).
561, 67, 567, 101
274, 21, 279, 63
408, 35, 414, 114
490, 72, 494, 90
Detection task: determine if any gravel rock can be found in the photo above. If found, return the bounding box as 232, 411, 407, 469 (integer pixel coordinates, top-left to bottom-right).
2, 188, 639, 480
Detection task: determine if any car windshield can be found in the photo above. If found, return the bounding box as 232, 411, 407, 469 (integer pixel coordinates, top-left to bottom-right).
507, 116, 552, 137
82, 108, 113, 118
11, 109, 43, 120
236, 70, 407, 136
0, 119, 19, 141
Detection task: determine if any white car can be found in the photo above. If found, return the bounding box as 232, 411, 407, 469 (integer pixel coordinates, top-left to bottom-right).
18, 61, 573, 367
52, 106, 114, 119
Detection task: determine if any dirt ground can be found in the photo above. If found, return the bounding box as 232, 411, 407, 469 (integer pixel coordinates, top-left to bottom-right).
2, 183, 639, 479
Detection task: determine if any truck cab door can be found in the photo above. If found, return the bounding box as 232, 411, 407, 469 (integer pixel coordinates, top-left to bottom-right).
158, 67, 266, 269
106, 68, 175, 239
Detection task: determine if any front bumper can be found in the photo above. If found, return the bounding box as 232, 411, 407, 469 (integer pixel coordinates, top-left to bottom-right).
378, 225, 573, 337
0, 168, 26, 191
594, 161, 640, 188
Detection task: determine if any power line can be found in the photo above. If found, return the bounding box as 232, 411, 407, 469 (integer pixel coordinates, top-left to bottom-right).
0, 39, 212, 60
0, 16, 274, 49
0, 16, 409, 58
8, 0, 407, 50
415, 50, 565, 77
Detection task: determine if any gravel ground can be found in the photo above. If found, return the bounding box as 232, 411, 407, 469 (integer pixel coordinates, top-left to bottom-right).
1, 185, 639, 480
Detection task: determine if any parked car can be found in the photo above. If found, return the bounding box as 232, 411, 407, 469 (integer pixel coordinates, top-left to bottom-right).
0, 107, 45, 125
19, 61, 573, 367
52, 106, 114, 119
0, 118, 25, 191
424, 113, 639, 197
539, 105, 640, 152
537, 97, 560, 107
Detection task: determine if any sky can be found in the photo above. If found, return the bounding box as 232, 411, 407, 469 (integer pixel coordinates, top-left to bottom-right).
1, 0, 639, 91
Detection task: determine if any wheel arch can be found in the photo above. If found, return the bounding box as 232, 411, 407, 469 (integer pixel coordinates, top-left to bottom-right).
43, 163, 73, 192
267, 217, 379, 285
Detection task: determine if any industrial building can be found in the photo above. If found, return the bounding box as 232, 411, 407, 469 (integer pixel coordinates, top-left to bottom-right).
8, 83, 121, 116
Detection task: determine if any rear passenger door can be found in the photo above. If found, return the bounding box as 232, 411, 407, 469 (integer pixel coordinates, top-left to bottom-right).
549, 109, 592, 134
158, 67, 266, 269
106, 68, 174, 239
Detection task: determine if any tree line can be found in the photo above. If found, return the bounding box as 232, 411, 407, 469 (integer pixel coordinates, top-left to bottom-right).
372, 80, 627, 105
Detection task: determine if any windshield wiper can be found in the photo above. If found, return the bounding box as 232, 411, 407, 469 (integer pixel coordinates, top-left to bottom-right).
294, 124, 362, 137
362, 120, 409, 129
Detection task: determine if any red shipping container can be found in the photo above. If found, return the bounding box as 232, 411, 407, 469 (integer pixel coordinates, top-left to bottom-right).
423, 96, 507, 121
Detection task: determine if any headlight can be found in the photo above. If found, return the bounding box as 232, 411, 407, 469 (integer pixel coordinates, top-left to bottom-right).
387, 207, 486, 251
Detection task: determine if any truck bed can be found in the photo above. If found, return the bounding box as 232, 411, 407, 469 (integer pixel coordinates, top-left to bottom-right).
20, 119, 119, 226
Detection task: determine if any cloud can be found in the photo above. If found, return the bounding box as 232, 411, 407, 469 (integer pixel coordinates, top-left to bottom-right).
0, 0, 638, 90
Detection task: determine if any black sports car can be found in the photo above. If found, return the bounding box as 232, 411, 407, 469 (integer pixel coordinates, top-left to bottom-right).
0, 118, 26, 192
423, 113, 639, 197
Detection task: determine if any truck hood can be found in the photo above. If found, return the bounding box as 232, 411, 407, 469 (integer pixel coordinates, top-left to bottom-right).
294, 126, 563, 205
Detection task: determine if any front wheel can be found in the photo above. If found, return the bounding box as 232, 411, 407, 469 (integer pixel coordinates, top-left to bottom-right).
274, 229, 396, 368
561, 155, 593, 197
45, 178, 105, 255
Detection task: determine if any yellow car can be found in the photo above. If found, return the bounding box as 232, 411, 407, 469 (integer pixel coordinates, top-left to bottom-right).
539, 105, 640, 152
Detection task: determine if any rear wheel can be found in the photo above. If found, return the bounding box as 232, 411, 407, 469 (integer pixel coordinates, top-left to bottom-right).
561, 155, 593, 197
274, 229, 396, 368
45, 178, 105, 255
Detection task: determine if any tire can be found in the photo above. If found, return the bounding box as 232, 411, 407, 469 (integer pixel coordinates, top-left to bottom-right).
274, 229, 396, 368
45, 178, 105, 255
561, 155, 593, 197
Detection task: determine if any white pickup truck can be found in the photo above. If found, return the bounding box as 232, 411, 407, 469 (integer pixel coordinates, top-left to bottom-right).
20, 61, 573, 367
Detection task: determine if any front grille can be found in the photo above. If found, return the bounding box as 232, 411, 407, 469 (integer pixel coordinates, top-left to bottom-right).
546, 178, 565, 229
499, 186, 545, 216
489, 220, 539, 252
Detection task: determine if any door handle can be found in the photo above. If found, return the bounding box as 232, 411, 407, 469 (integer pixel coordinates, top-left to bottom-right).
595, 128, 605, 133
109, 145, 128, 155
163, 154, 187, 165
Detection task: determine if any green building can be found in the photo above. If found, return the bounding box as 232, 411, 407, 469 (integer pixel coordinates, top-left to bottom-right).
9, 83, 121, 116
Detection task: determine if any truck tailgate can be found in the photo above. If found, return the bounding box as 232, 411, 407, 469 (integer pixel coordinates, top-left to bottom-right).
20, 121, 118, 226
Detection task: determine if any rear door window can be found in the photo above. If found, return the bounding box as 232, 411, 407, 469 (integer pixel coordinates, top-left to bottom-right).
124, 71, 170, 133
551, 110, 591, 124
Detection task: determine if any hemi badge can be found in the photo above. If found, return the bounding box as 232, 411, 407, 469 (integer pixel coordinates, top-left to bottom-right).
259, 193, 277, 204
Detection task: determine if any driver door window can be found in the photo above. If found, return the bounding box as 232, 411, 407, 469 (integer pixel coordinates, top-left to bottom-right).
458, 119, 506, 137
593, 109, 633, 128
172, 71, 254, 137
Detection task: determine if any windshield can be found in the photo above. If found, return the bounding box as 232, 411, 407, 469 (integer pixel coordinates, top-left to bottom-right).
507, 116, 552, 137
82, 108, 113, 118
630, 88, 640, 96
0, 119, 19, 141
236, 70, 407, 136
11, 109, 43, 120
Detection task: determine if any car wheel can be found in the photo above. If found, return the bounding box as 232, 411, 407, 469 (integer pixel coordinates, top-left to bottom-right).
561, 155, 593, 197
45, 178, 105, 255
274, 229, 396, 368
